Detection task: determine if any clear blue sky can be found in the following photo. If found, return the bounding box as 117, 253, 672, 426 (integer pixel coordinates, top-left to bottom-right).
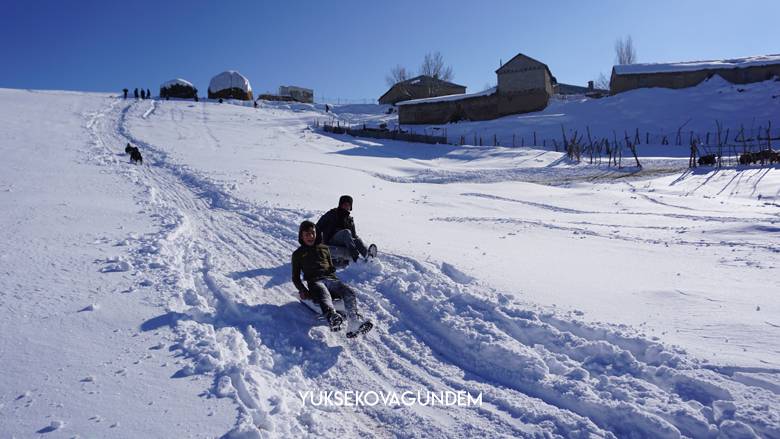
2, 0, 779, 102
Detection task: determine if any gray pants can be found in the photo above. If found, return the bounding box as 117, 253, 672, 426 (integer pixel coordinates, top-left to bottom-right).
330, 229, 368, 259
308, 278, 358, 316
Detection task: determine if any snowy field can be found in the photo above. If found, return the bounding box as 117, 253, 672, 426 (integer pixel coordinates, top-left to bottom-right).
0, 84, 778, 438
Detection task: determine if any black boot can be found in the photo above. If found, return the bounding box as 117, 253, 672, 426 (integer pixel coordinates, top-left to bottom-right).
346, 311, 373, 338
326, 311, 343, 332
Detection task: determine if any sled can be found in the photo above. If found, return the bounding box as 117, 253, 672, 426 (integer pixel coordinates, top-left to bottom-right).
298, 295, 373, 337
299, 295, 347, 318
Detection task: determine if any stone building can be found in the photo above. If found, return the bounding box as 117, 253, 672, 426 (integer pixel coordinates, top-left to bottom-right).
555, 81, 607, 97
279, 85, 314, 103
378, 75, 466, 105
610, 54, 780, 94
496, 53, 555, 96
397, 53, 553, 124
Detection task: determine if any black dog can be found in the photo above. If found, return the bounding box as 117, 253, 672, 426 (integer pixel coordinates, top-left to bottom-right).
130, 146, 143, 165
698, 154, 717, 166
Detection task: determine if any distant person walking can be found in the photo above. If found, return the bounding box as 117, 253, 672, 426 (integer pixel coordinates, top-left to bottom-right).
123, 88, 128, 99
134, 88, 139, 99
689, 140, 698, 168
146, 89, 151, 99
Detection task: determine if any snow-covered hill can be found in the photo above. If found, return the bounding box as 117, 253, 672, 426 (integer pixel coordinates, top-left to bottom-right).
332, 75, 780, 159
0, 86, 778, 438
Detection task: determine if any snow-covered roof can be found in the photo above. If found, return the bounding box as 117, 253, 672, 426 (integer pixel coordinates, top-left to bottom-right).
613, 54, 780, 75
160, 78, 195, 89
208, 70, 252, 93
398, 75, 465, 89
396, 87, 496, 106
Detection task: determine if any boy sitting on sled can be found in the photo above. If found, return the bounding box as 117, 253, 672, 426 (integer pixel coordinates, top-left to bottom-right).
291, 220, 373, 337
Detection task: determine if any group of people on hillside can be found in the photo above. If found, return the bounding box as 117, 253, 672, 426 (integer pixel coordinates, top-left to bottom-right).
123, 88, 152, 99
291, 195, 375, 336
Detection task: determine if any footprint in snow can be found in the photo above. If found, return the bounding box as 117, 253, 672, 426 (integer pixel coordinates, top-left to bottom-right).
36, 420, 64, 433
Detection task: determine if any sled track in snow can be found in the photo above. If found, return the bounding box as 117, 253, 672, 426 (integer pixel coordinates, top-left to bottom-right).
86, 98, 780, 438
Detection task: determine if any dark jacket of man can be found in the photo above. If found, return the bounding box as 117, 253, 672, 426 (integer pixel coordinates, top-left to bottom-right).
316, 207, 356, 245
291, 230, 337, 295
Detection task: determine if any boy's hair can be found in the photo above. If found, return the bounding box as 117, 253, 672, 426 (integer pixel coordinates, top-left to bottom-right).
298, 220, 319, 245
339, 195, 353, 206
299, 220, 316, 232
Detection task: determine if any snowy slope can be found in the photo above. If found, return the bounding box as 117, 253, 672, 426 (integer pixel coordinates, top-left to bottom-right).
1, 87, 779, 438
0, 90, 235, 438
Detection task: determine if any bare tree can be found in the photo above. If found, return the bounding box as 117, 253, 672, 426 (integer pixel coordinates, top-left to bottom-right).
385, 65, 410, 86
594, 72, 610, 90
419, 51, 454, 81
614, 35, 637, 65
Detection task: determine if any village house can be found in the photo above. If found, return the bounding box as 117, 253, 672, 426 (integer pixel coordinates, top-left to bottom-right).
279, 85, 314, 103
397, 53, 554, 125
610, 54, 780, 94
378, 75, 466, 105
556, 81, 608, 98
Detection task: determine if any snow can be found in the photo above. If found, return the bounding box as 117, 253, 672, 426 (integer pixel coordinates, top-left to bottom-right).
160, 78, 194, 89
396, 86, 496, 106
1, 83, 779, 438
614, 53, 780, 75
208, 70, 252, 93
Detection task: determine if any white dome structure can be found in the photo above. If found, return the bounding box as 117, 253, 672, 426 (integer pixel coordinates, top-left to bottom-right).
159, 78, 197, 99
207, 70, 253, 101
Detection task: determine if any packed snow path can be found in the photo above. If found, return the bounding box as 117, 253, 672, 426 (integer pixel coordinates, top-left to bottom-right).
81, 97, 780, 438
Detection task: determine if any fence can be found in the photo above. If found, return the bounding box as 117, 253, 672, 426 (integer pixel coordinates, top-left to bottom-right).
446, 122, 779, 168
316, 118, 780, 168
318, 121, 447, 145
315, 97, 376, 105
